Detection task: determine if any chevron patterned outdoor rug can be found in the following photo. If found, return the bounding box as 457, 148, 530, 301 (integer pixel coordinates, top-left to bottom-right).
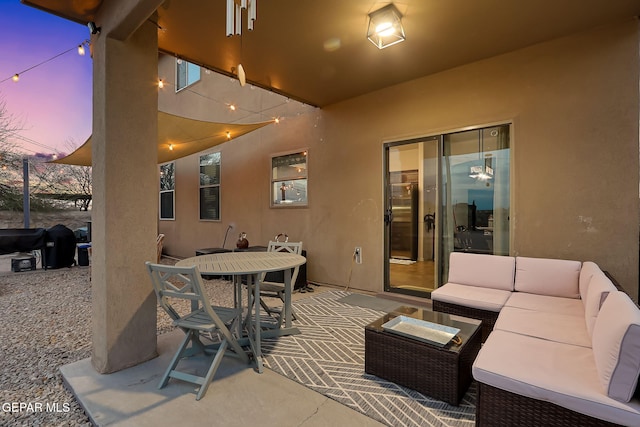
262, 290, 476, 427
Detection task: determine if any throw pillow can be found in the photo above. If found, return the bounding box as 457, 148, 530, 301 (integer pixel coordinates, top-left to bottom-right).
592, 291, 640, 402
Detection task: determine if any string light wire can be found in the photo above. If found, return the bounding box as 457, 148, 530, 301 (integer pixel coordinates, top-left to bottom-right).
158, 77, 315, 124
0, 40, 90, 85
9, 132, 61, 153
2, 40, 317, 155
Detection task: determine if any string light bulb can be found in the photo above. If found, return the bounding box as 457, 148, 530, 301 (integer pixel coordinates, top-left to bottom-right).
168, 143, 173, 150
158, 79, 164, 89
274, 117, 280, 124
226, 131, 231, 139
77, 44, 85, 56
12, 74, 19, 82
229, 104, 236, 111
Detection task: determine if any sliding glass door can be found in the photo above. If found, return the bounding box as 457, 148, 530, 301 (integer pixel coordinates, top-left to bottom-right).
440, 125, 510, 283
384, 124, 510, 297
384, 136, 440, 296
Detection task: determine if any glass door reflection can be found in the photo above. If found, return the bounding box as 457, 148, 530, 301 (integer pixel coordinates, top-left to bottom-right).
384, 137, 439, 297
384, 124, 510, 296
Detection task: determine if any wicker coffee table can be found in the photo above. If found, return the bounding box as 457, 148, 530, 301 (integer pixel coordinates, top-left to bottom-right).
364, 306, 482, 405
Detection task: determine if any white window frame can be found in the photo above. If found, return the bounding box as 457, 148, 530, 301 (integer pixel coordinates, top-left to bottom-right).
199, 152, 221, 221
176, 59, 201, 92
270, 149, 308, 208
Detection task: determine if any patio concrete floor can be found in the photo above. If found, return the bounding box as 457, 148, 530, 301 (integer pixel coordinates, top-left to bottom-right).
61, 329, 385, 427
0, 253, 388, 425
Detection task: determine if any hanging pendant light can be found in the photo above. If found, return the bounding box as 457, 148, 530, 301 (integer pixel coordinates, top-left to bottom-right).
469, 131, 494, 181
237, 64, 246, 86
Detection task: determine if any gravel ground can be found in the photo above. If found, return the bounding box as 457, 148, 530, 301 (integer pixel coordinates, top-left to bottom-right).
0, 260, 237, 426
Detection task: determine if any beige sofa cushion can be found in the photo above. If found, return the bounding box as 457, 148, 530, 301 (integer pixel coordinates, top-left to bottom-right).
448, 252, 515, 291
579, 261, 602, 305
514, 256, 581, 298
431, 283, 511, 312
494, 306, 591, 347
584, 272, 617, 337
592, 291, 640, 403
505, 292, 584, 317
473, 330, 640, 426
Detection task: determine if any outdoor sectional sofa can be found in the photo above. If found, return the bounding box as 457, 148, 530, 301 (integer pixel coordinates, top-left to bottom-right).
431, 252, 640, 426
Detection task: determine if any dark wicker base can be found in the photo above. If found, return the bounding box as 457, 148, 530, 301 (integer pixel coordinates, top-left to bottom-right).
432, 300, 498, 342
365, 321, 482, 405
477, 382, 620, 427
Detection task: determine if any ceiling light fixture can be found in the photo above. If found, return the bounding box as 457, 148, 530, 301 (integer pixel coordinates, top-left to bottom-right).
367, 4, 406, 49
226, 0, 257, 36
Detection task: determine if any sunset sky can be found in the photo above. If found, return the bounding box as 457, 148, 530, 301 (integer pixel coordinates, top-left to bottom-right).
0, 0, 92, 156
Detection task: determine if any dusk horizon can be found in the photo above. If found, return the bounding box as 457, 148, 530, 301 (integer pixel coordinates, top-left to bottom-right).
0, 0, 92, 156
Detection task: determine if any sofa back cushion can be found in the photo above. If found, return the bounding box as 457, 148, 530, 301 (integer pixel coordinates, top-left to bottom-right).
448, 252, 515, 291
514, 257, 581, 298
592, 291, 640, 402
584, 272, 617, 336
579, 261, 602, 304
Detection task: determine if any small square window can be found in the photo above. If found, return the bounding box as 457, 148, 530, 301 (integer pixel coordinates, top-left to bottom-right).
271, 151, 308, 207
176, 59, 201, 92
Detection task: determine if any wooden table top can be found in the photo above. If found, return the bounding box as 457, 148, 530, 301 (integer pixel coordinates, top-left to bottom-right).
175, 251, 306, 275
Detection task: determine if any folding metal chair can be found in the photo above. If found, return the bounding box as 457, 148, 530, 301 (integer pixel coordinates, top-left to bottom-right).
146, 262, 249, 400
251, 241, 303, 328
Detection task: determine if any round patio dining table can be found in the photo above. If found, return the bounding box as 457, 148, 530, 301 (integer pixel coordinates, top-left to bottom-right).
176, 251, 306, 373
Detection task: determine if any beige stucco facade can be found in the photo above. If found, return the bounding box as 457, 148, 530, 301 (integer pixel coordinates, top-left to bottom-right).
159, 18, 640, 301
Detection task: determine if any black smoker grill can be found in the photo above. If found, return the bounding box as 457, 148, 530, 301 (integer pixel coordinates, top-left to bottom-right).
44, 224, 76, 269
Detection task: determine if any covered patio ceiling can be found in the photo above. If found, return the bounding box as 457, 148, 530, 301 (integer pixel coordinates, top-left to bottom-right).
22, 0, 640, 107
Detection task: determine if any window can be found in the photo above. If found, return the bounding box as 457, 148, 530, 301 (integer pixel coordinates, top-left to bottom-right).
159, 162, 175, 220
271, 150, 308, 207
176, 59, 201, 91
200, 152, 221, 220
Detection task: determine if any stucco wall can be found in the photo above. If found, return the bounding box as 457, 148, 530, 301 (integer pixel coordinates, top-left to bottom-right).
157, 64, 321, 257
160, 19, 640, 300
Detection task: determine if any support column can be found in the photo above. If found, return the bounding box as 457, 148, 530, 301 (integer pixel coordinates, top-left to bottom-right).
91, 20, 158, 373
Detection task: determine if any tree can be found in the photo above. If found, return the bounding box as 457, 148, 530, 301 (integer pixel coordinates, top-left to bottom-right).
30, 139, 92, 211
0, 96, 92, 211
0, 97, 25, 211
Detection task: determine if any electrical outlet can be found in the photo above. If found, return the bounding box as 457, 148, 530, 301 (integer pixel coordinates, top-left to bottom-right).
354, 246, 362, 264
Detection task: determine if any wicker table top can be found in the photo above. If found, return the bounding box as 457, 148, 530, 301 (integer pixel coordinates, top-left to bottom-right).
365, 305, 481, 353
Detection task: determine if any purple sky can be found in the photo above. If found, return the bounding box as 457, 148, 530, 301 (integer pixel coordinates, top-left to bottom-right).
0, 0, 92, 156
